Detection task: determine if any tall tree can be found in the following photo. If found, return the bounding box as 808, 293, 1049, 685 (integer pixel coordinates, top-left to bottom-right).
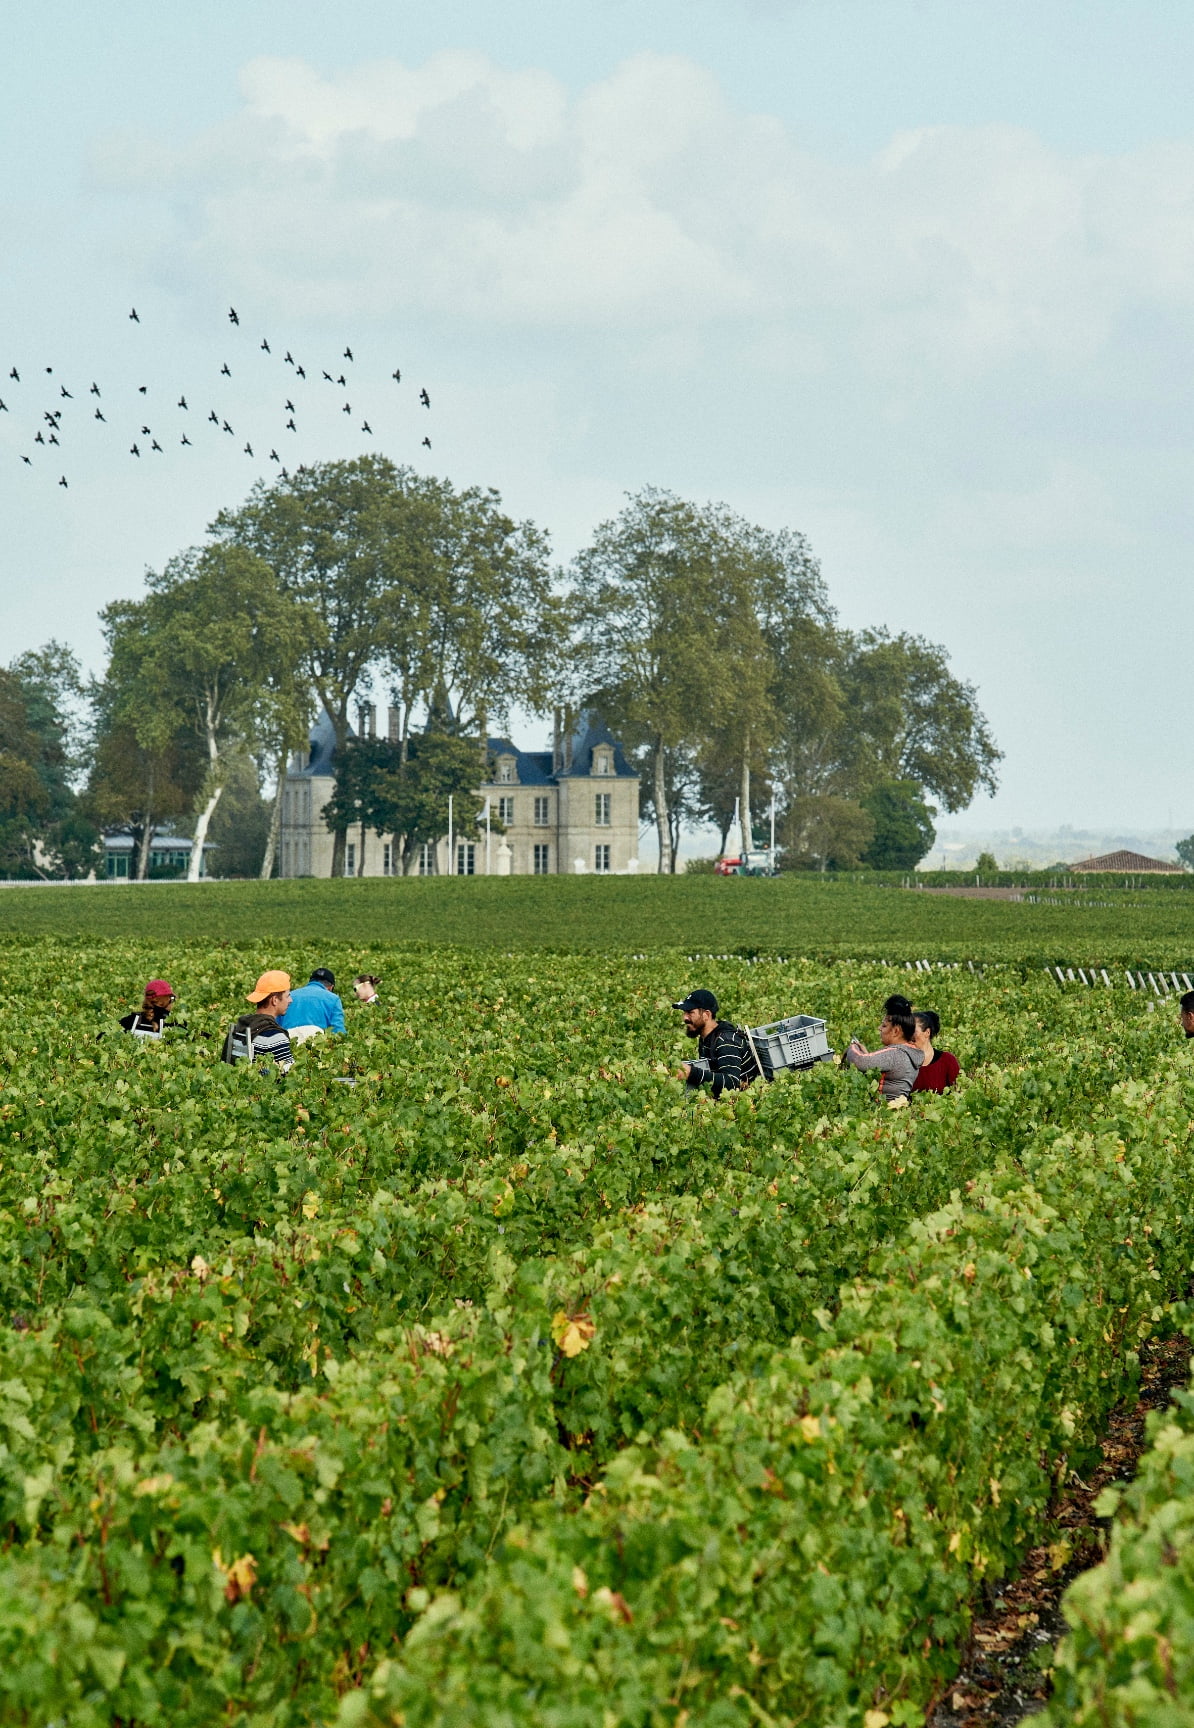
839, 630, 1002, 814
214, 457, 410, 875
215, 457, 557, 876
137, 544, 312, 879
571, 491, 740, 873
0, 644, 97, 878
88, 605, 205, 878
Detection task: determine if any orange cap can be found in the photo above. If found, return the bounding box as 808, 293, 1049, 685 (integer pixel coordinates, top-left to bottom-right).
246, 969, 291, 1003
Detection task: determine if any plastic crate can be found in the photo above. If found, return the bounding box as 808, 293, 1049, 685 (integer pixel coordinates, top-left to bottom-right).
745, 1014, 832, 1073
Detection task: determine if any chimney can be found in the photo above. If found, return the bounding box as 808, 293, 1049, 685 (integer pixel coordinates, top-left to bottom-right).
553, 706, 562, 774
387, 706, 400, 743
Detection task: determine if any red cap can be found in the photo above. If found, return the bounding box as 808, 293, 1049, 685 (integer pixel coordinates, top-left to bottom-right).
145, 979, 174, 999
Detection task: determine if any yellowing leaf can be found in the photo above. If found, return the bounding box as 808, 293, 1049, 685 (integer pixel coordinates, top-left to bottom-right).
799, 1414, 822, 1441
213, 1549, 257, 1602
302, 1191, 321, 1220
865, 1713, 890, 1728
593, 1586, 633, 1624
551, 1310, 596, 1357
134, 1473, 174, 1496
190, 1254, 210, 1279
571, 1565, 589, 1598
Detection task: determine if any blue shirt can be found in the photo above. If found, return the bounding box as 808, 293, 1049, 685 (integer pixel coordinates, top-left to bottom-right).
279, 982, 346, 1035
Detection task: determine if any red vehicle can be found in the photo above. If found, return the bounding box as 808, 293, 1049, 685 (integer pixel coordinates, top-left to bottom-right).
716, 850, 777, 877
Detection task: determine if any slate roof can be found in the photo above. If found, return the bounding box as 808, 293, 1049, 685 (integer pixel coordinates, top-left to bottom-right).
290, 710, 340, 779
291, 708, 637, 784
1070, 849, 1182, 873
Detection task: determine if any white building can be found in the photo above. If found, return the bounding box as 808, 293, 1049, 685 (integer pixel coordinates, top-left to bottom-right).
279, 710, 640, 878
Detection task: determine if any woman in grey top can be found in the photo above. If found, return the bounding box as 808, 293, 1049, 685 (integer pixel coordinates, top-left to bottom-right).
844, 1002, 924, 1103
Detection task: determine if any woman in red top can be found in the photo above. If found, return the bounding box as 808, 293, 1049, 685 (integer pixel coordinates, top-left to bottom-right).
911, 1010, 960, 1094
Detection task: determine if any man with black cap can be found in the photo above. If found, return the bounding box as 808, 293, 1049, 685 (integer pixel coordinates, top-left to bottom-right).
673, 989, 761, 1097
278, 967, 347, 1043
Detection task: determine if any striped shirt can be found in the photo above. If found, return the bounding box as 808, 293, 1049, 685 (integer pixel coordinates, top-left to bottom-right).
686, 1022, 762, 1099
222, 1013, 294, 1072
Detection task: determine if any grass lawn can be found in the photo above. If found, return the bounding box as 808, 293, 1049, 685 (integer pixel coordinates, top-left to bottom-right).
0, 874, 1191, 966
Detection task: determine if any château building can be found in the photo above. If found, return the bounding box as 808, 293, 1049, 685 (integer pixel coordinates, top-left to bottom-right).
279, 709, 641, 878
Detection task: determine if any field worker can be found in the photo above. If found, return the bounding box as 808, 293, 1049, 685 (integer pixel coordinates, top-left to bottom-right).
119, 978, 175, 1037
844, 1004, 924, 1105
672, 989, 762, 1098
1180, 990, 1194, 1039
353, 974, 381, 1005
279, 967, 347, 1043
222, 971, 295, 1072
910, 1009, 960, 1094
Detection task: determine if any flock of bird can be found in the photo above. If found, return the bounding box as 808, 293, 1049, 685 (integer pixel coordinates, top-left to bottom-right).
4, 304, 434, 490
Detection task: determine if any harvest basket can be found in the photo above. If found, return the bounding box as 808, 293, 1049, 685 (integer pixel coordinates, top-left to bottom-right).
745, 1013, 832, 1074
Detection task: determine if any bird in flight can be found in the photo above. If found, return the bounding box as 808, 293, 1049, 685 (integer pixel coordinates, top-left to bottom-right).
151, 439, 163, 452
48, 433, 59, 445
130, 443, 141, 457
284, 398, 295, 412
286, 417, 297, 431
90, 382, 100, 396
420, 388, 430, 407
60, 386, 72, 399
138, 385, 148, 395
34, 431, 45, 445
295, 364, 306, 379
59, 475, 67, 488
422, 436, 431, 448
269, 448, 280, 462
361, 420, 372, 434
9, 367, 19, 381
129, 308, 140, 322
94, 408, 106, 422
322, 370, 333, 383
261, 338, 270, 354
222, 420, 234, 434
20, 455, 30, 465
178, 395, 188, 409
181, 433, 192, 446
0, 400, 6, 413
244, 441, 253, 456
221, 363, 231, 377
337, 373, 347, 386
284, 351, 294, 365
391, 368, 401, 383
344, 346, 353, 362
342, 402, 351, 414
141, 424, 151, 436
208, 410, 219, 425
229, 307, 239, 325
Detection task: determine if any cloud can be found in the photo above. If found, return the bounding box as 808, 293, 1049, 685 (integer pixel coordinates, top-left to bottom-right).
88, 48, 1194, 391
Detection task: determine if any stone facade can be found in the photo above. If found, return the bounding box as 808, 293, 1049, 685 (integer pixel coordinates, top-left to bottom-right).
278, 710, 641, 878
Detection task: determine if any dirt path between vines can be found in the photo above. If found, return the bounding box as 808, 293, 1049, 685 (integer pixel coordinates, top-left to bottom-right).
927, 1331, 1191, 1728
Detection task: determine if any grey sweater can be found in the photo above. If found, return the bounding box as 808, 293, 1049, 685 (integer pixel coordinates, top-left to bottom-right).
844, 1042, 925, 1101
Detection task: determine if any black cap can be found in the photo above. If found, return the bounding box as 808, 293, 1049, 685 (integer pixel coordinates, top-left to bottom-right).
310, 968, 336, 988
672, 989, 718, 1015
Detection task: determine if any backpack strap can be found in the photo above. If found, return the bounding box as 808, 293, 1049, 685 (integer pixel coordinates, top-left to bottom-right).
741, 1023, 767, 1082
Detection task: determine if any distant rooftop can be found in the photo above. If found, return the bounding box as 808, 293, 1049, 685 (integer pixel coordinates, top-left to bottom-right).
1070, 849, 1182, 873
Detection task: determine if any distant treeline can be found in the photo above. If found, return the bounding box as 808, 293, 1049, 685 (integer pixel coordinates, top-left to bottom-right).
2, 457, 1005, 880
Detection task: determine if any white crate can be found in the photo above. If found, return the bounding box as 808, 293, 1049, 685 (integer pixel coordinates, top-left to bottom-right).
745, 1014, 832, 1073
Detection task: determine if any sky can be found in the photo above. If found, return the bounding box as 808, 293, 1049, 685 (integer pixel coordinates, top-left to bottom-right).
3, 0, 1193, 836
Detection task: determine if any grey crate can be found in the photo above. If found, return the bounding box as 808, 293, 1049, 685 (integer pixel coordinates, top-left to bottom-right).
745, 1014, 832, 1073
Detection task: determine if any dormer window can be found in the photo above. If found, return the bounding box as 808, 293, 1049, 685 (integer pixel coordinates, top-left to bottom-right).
594, 750, 613, 776
497, 755, 517, 784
